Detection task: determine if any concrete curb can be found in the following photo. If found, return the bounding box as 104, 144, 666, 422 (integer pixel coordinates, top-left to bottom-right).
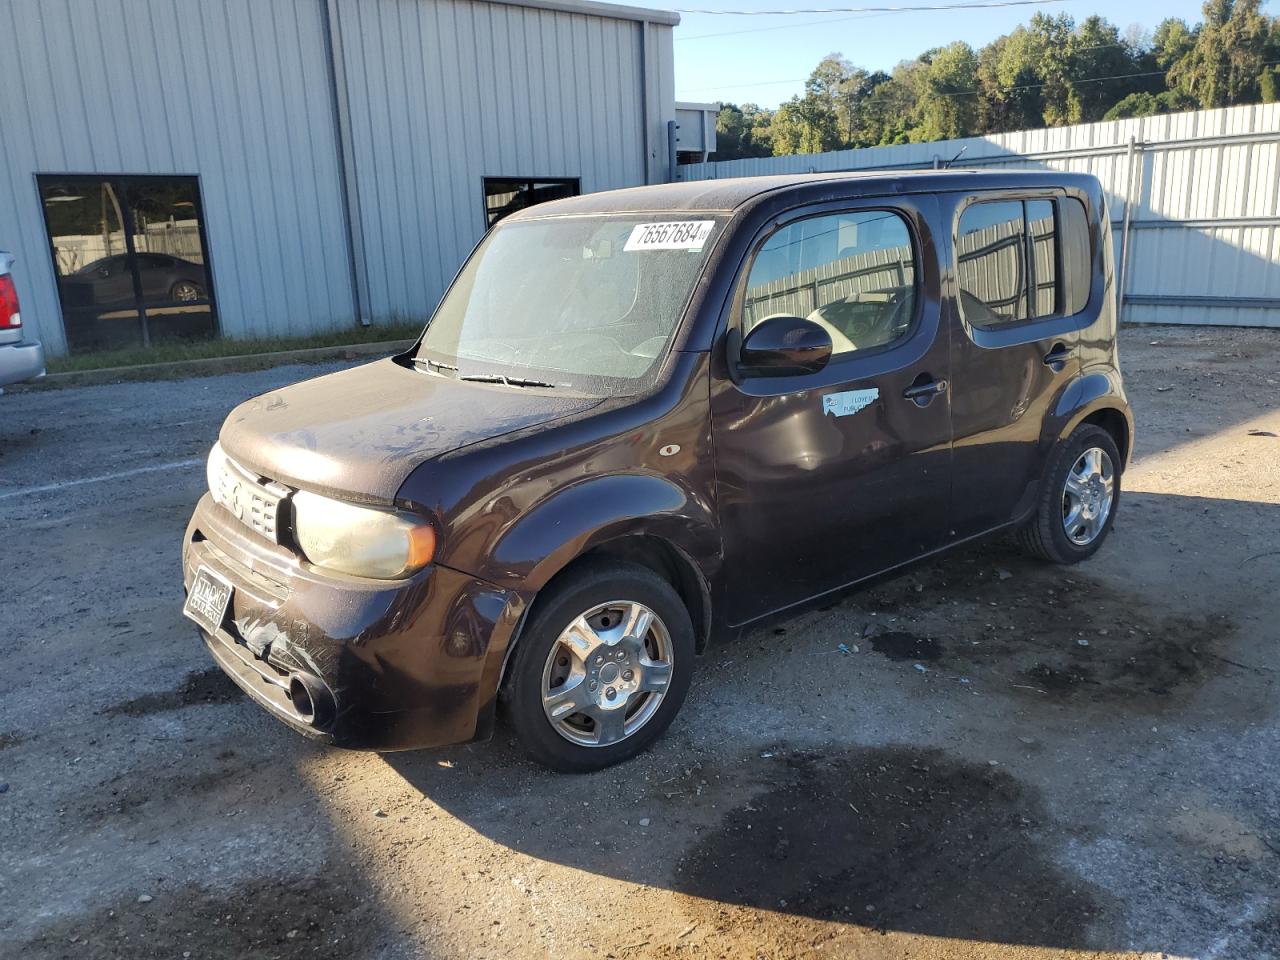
9, 339, 416, 391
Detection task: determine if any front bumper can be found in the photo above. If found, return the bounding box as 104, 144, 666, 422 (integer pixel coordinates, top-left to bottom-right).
0, 340, 45, 390
182, 493, 523, 751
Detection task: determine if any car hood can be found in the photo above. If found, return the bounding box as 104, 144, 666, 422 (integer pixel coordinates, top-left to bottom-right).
219, 357, 602, 502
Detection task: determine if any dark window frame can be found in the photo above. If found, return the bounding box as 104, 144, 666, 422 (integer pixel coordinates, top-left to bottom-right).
482, 176, 580, 227
36, 172, 220, 353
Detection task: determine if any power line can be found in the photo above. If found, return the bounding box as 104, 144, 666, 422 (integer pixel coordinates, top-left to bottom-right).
675, 0, 1073, 15
677, 10, 890, 41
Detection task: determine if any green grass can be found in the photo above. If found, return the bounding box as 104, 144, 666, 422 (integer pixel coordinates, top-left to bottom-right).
47, 323, 423, 374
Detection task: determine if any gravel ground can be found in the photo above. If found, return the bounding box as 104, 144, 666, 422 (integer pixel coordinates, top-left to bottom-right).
1, 327, 1277, 960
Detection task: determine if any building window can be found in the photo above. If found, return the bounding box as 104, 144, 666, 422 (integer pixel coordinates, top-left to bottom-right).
957, 197, 1092, 329
38, 175, 218, 354
483, 178, 579, 227
741, 209, 918, 358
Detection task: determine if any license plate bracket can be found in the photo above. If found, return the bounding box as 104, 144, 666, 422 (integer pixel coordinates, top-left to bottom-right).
183, 566, 234, 635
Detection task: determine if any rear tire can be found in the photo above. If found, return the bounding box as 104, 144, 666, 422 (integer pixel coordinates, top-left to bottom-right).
1018, 424, 1121, 565
506, 561, 695, 773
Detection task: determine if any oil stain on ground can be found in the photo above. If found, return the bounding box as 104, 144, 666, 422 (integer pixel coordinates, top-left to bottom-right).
19, 856, 382, 960
674, 745, 1105, 950
856, 542, 1231, 706
101, 667, 241, 717
868, 630, 943, 661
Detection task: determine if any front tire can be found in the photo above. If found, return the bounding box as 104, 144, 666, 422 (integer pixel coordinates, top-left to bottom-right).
506, 561, 695, 773
1018, 424, 1121, 564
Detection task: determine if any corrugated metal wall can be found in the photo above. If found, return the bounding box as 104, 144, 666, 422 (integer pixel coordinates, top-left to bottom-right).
330, 0, 674, 325
0, 0, 356, 355
0, 0, 675, 355
683, 103, 1280, 328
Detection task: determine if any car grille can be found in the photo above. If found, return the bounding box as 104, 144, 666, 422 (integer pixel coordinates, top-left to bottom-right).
211, 457, 290, 545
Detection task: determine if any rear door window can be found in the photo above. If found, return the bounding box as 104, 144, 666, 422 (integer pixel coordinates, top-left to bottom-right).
958, 196, 1092, 329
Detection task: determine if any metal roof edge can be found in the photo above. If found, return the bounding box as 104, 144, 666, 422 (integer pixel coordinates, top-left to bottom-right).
475, 0, 680, 25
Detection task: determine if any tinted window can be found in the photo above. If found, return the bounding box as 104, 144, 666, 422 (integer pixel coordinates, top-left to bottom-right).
958, 197, 1091, 329
40, 175, 217, 353
1027, 200, 1058, 317
1059, 198, 1092, 315
742, 210, 917, 357
484, 178, 579, 226
957, 200, 1029, 327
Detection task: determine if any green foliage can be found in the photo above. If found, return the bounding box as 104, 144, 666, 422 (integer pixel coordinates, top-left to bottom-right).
1261, 65, 1280, 102
714, 103, 774, 159
1168, 0, 1271, 107
710, 4, 1280, 161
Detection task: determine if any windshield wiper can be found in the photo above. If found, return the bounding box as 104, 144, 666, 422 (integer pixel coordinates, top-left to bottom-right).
412, 356, 458, 373
459, 373, 556, 389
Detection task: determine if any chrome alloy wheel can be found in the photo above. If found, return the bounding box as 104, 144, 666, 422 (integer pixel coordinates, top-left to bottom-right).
541, 600, 673, 747
1062, 446, 1115, 546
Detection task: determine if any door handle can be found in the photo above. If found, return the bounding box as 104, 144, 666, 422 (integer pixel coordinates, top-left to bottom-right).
903, 375, 948, 406
1043, 343, 1072, 372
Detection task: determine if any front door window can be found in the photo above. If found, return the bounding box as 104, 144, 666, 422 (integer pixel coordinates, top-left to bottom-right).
39, 175, 218, 353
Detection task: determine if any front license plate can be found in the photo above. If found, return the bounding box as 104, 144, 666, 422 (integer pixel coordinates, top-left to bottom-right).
183, 567, 233, 635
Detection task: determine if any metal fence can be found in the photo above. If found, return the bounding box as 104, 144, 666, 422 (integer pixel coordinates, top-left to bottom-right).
681, 103, 1280, 328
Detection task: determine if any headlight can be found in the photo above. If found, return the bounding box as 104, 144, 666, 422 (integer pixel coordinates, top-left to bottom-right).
206, 441, 228, 504
291, 490, 436, 580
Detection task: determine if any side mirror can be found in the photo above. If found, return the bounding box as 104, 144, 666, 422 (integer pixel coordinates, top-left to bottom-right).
738, 316, 833, 377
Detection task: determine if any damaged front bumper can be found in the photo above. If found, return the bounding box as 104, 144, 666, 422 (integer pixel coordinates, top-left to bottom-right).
182, 493, 523, 751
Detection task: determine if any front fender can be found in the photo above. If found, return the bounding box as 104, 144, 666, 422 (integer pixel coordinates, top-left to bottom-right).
489, 472, 721, 592
468, 472, 721, 741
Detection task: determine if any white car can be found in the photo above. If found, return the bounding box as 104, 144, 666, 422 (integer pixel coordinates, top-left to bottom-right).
0, 252, 45, 392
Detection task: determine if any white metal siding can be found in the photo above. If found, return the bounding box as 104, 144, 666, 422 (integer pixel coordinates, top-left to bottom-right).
683, 103, 1280, 328
331, 0, 672, 325
1, 0, 675, 355
0, 0, 356, 354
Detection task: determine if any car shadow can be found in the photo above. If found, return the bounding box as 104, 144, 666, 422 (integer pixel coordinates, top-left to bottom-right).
382, 490, 1280, 956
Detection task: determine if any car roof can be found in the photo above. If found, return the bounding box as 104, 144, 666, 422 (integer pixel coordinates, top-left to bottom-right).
510, 169, 1098, 219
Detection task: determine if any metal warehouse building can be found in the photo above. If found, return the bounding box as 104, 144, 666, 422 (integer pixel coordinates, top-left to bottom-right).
0, 0, 680, 357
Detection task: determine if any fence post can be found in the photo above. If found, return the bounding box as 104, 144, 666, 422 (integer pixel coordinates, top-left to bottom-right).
1118, 135, 1140, 322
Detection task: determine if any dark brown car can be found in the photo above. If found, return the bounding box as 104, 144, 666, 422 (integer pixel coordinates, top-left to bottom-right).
182, 171, 1133, 771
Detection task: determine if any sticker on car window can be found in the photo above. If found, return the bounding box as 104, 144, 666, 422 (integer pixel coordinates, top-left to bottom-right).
823, 388, 879, 417
624, 221, 716, 252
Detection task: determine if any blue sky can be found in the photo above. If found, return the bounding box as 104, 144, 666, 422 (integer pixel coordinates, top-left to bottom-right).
673, 0, 1219, 108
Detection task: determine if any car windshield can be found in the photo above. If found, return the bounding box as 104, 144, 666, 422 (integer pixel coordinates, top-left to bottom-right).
416, 214, 722, 396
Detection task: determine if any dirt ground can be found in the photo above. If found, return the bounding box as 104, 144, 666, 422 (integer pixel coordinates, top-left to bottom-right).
1, 325, 1277, 960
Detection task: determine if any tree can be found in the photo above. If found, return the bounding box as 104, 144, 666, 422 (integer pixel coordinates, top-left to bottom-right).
976, 29, 1045, 132
714, 103, 774, 160
698, 2, 1278, 162
1168, 0, 1271, 107
770, 95, 841, 155
1152, 18, 1197, 71
1261, 66, 1280, 102
806, 54, 869, 145
915, 42, 981, 141
1068, 16, 1147, 122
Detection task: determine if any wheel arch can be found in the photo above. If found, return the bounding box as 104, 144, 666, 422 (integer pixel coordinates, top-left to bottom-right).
1053, 371, 1133, 470
477, 475, 720, 732
1079, 406, 1130, 467
499, 532, 714, 695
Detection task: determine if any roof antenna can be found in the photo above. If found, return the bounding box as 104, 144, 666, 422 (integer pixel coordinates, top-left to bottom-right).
943, 146, 968, 169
